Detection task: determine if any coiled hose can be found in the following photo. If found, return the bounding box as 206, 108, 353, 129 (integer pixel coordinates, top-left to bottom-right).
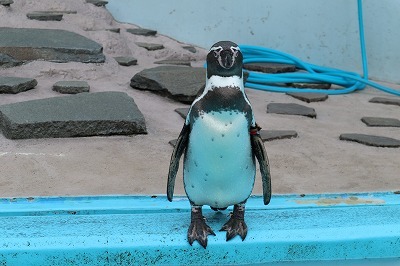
240, 0, 400, 96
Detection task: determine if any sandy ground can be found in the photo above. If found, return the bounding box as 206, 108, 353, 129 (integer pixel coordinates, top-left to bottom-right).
0, 0, 399, 198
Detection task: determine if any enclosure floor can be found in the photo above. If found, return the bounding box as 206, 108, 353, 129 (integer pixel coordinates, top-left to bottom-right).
0, 0, 399, 198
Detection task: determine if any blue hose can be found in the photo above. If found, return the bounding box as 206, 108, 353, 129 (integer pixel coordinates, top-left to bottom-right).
239, 0, 400, 97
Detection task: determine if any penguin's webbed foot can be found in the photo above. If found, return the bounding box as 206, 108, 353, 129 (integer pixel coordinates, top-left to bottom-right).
188, 218, 215, 248
188, 206, 215, 248
220, 204, 248, 241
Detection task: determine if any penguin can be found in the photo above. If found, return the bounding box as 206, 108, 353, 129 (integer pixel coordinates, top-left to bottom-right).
167, 41, 271, 249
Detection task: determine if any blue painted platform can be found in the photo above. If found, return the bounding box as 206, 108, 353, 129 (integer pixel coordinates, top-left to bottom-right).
0, 192, 399, 265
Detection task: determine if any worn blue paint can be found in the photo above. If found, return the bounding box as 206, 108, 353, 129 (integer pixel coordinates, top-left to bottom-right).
0, 192, 399, 265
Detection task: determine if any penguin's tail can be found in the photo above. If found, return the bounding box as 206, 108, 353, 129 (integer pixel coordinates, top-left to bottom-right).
210, 206, 228, 211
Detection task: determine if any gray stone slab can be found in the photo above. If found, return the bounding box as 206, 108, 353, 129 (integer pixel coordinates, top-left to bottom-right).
243, 63, 296, 73
30, 10, 78, 14
0, 77, 37, 94
114, 56, 137, 66
175, 107, 190, 119
0, 92, 147, 139
369, 97, 400, 107
154, 59, 191, 66
53, 80, 90, 94
182, 46, 196, 53
126, 28, 157, 36
285, 70, 332, 89
260, 130, 298, 141
339, 133, 400, 148
130, 66, 206, 103
135, 42, 164, 51
169, 139, 178, 147
0, 28, 105, 64
86, 0, 108, 7
0, 53, 22, 67
267, 103, 317, 118
0, 0, 13, 6
287, 82, 332, 89
27, 12, 63, 21
361, 117, 400, 127
106, 28, 120, 33
287, 92, 329, 103
243, 71, 250, 84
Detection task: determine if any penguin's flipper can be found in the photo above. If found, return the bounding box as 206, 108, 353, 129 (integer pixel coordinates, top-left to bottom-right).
167, 124, 190, 202
251, 132, 272, 205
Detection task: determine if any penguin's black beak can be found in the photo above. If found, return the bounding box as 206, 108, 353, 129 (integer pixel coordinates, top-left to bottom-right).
218, 50, 235, 69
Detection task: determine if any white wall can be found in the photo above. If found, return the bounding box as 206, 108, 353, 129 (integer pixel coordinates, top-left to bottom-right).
107, 0, 400, 83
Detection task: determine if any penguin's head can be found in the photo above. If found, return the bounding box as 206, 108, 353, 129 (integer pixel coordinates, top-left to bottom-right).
207, 41, 243, 79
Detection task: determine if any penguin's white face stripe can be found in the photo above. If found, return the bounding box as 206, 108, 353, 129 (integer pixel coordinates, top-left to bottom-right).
210, 45, 241, 69
209, 46, 223, 53
209, 45, 240, 53
230, 46, 240, 55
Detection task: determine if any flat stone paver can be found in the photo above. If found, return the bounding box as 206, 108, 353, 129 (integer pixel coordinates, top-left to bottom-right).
126, 28, 157, 36
169, 139, 178, 147
0, 92, 147, 139
36, 10, 77, 14
244, 63, 296, 73
267, 103, 317, 118
182, 46, 196, 53
53, 80, 90, 94
369, 97, 400, 107
339, 133, 400, 148
287, 92, 328, 103
0, 77, 37, 94
175, 107, 190, 119
135, 42, 164, 51
27, 12, 63, 21
0, 53, 22, 67
114, 56, 137, 66
0, 28, 105, 64
361, 117, 400, 127
154, 59, 191, 66
130, 66, 205, 103
287, 82, 332, 89
106, 28, 120, 33
86, 0, 108, 7
260, 130, 298, 141
0, 0, 13, 6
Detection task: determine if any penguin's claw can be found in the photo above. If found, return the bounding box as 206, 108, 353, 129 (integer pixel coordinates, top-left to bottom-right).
220, 217, 248, 241
187, 218, 216, 249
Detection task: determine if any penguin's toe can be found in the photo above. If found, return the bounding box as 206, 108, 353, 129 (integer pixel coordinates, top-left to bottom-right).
220, 217, 248, 241
187, 218, 216, 249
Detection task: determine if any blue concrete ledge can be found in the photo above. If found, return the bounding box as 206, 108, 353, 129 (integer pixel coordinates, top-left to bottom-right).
0, 192, 399, 265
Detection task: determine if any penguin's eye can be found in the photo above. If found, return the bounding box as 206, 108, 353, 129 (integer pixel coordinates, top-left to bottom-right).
210, 46, 223, 58
231, 46, 240, 56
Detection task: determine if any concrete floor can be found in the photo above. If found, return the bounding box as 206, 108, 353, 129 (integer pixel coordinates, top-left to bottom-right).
0, 0, 399, 198
0, 78, 399, 198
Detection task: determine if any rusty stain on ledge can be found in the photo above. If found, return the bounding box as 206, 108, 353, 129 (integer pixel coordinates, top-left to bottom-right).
294, 196, 386, 206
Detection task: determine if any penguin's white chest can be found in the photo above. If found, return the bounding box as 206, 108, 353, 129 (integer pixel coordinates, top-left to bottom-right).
184, 111, 255, 208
